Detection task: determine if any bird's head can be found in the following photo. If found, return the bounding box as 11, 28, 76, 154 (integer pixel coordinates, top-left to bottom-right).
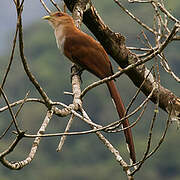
42, 12, 73, 29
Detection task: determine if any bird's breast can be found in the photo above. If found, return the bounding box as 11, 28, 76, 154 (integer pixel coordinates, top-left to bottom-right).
55, 28, 66, 53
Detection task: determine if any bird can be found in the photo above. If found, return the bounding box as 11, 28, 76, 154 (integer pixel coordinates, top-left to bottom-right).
43, 11, 136, 164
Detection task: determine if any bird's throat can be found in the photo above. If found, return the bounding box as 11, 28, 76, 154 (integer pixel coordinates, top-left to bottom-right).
55, 26, 66, 52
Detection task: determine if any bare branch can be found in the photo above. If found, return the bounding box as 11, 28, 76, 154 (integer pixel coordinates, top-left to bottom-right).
159, 53, 180, 82
54, 102, 101, 128
49, 0, 61, 11
0, 132, 25, 169
130, 67, 160, 175
0, 98, 44, 113
128, 0, 150, 3
16, 0, 52, 108
114, 0, 155, 34
16, 89, 153, 139
56, 114, 75, 151
0, 88, 21, 134
125, 67, 153, 115
40, 0, 51, 14
146, 109, 172, 159
0, 110, 53, 170
79, 108, 133, 179
141, 23, 179, 63
130, 106, 171, 174
154, 1, 180, 23
106, 86, 156, 132
81, 59, 156, 98
0, 92, 29, 140
0, 25, 18, 98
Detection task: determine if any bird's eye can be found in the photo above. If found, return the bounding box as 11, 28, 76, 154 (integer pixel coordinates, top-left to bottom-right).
56, 12, 63, 17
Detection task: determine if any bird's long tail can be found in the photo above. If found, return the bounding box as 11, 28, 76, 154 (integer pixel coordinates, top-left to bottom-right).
106, 80, 136, 164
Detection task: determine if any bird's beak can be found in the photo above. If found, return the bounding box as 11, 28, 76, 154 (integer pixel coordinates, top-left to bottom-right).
42, 15, 51, 20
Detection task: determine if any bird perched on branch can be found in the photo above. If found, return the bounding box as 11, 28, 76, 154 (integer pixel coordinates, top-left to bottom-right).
43, 11, 136, 164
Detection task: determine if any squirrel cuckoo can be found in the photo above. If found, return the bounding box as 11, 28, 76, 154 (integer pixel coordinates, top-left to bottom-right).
43, 12, 136, 163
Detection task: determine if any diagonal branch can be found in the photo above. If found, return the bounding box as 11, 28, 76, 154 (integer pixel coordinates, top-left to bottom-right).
0, 22, 18, 98
40, 0, 51, 14
0, 88, 21, 134
16, 0, 52, 109
63, 0, 180, 119
0, 92, 29, 140
114, 0, 155, 34
56, 114, 75, 152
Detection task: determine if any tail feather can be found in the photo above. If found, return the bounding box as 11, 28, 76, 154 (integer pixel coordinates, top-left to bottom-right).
107, 80, 136, 164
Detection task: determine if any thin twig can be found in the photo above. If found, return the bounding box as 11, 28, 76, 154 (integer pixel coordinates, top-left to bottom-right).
141, 23, 179, 63
0, 98, 44, 113
0, 23, 18, 98
39, 0, 51, 14
128, 0, 151, 3
159, 53, 180, 82
106, 86, 155, 132
125, 66, 153, 115
0, 92, 30, 140
56, 114, 75, 151
154, 1, 180, 23
114, 0, 155, 34
49, 0, 61, 11
0, 88, 21, 134
108, 100, 148, 133
130, 105, 171, 171
130, 59, 161, 175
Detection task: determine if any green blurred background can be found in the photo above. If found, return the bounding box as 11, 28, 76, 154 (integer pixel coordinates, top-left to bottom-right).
0, 0, 180, 179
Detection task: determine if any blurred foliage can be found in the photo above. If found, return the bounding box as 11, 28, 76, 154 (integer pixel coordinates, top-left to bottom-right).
0, 0, 180, 180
